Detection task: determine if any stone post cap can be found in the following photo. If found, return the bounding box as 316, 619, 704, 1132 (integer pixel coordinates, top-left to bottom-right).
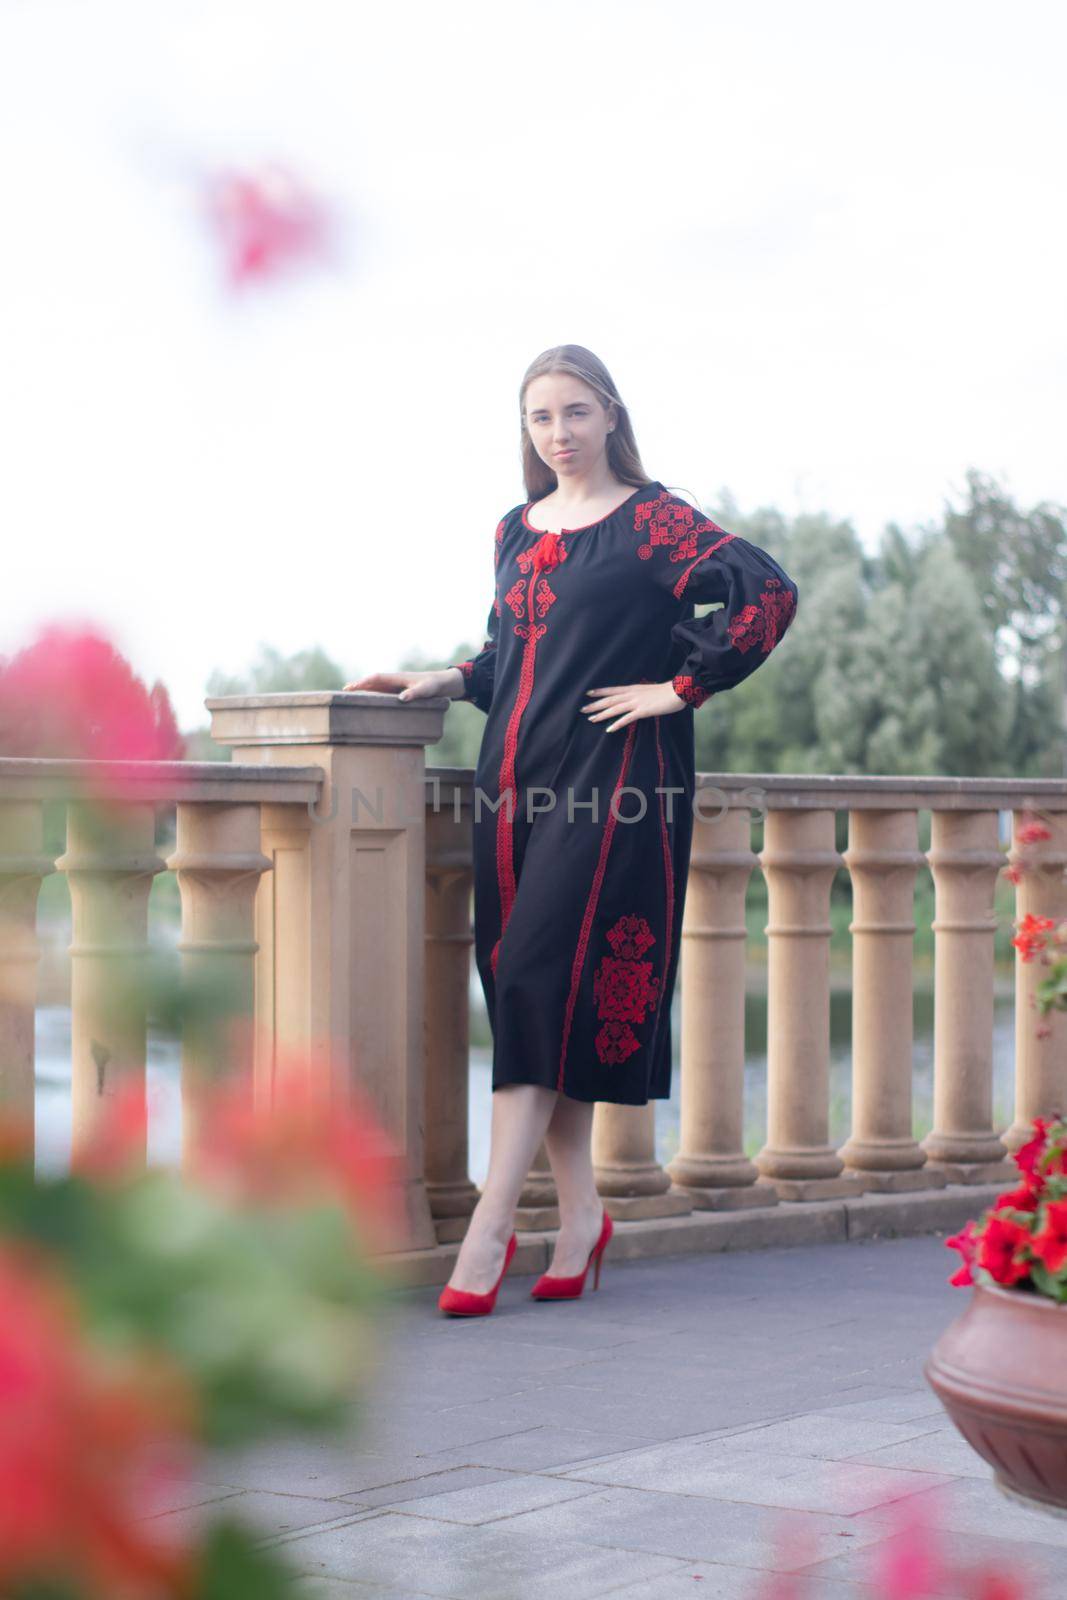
206, 690, 450, 749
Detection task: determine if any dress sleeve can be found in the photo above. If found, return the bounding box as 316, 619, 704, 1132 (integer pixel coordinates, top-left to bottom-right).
665, 522, 799, 709
448, 516, 505, 715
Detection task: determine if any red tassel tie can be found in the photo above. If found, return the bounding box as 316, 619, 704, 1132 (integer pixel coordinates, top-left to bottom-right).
531, 532, 566, 573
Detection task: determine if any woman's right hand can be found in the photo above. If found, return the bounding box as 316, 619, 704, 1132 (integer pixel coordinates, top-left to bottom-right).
342, 668, 465, 703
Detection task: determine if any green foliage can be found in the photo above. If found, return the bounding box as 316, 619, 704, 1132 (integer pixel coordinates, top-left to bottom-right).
0, 1157, 389, 1451
191, 1520, 299, 1599
206, 644, 347, 698
695, 476, 1064, 777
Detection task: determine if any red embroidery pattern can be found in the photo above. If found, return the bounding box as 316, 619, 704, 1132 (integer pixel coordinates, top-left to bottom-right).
634, 492, 732, 578
491, 529, 569, 981
671, 674, 709, 709
556, 722, 638, 1088
634, 491, 696, 562
493, 596, 501, 617
653, 716, 675, 991
671, 532, 737, 600
726, 577, 796, 655
592, 914, 662, 1065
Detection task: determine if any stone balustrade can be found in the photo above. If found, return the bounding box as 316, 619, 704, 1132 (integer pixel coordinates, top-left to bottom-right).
2, 698, 1065, 1279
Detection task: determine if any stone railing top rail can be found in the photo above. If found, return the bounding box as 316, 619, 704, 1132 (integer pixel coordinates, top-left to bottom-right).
425, 766, 1067, 812
0, 758, 323, 805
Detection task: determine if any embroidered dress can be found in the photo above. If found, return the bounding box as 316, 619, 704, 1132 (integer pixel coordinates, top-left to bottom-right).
450, 480, 798, 1105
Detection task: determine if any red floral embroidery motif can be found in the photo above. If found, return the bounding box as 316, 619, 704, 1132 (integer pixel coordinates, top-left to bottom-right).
493, 596, 501, 617
634, 492, 696, 562
671, 674, 709, 709
507, 533, 567, 635
592, 913, 661, 1065
634, 493, 731, 570
725, 577, 796, 655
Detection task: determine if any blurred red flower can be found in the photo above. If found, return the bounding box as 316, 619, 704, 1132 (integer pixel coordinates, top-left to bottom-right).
203, 162, 332, 287
1016, 818, 1052, 846
186, 1041, 404, 1252
1011, 914, 1055, 963
0, 1246, 196, 1599
0, 625, 185, 769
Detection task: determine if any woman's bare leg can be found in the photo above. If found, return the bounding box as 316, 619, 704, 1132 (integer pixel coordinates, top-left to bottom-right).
543, 1093, 605, 1276
445, 1084, 557, 1294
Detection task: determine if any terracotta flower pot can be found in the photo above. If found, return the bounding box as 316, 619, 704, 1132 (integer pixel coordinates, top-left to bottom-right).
926, 1280, 1067, 1515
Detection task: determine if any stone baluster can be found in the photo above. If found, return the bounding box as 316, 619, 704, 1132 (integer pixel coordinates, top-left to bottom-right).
755, 808, 861, 1199
593, 1102, 691, 1219
666, 805, 776, 1209
57, 802, 164, 1159
1004, 809, 1067, 1149
165, 802, 272, 1156
424, 782, 480, 1241
839, 809, 938, 1189
921, 810, 1012, 1182
0, 801, 55, 1152
515, 1143, 561, 1231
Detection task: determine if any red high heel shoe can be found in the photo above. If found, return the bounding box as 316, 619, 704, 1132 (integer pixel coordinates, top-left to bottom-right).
438, 1232, 518, 1317
530, 1210, 613, 1300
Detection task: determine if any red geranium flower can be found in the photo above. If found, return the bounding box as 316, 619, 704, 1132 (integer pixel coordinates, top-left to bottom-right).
1014, 1116, 1053, 1191
185, 1039, 403, 1253
1011, 914, 1055, 963
0, 1247, 196, 1598
203, 162, 332, 288
1030, 1199, 1067, 1275
977, 1216, 1032, 1287
993, 1185, 1039, 1214
0, 626, 184, 805
945, 1220, 979, 1287
1016, 818, 1052, 846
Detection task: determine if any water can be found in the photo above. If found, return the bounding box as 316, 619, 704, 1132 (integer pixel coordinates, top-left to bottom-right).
34, 1005, 183, 1174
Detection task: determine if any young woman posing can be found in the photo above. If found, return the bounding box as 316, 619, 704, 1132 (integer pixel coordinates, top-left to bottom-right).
346, 344, 798, 1315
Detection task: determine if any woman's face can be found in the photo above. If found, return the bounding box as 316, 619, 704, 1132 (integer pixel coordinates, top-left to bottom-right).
523, 373, 615, 479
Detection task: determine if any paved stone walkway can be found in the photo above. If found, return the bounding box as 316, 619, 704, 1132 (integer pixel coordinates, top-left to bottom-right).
161, 1236, 1066, 1597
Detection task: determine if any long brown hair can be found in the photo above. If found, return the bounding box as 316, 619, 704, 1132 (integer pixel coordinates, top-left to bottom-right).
518, 345, 655, 502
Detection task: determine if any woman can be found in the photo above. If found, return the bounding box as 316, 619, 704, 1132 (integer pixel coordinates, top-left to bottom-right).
346, 345, 798, 1315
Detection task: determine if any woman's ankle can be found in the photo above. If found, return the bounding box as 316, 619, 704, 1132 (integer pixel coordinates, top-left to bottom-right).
556, 1196, 603, 1231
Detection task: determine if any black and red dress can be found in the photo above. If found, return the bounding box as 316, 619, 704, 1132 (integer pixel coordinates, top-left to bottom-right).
451, 480, 798, 1106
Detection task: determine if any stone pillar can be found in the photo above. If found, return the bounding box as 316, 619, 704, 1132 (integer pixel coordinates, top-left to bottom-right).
593, 1102, 691, 1219
0, 801, 54, 1152
755, 809, 862, 1199
921, 810, 1012, 1182
515, 1143, 561, 1231
666, 806, 776, 1209
165, 802, 272, 1158
57, 802, 164, 1159
424, 782, 479, 1241
839, 809, 938, 1190
208, 690, 449, 1252
1004, 810, 1067, 1150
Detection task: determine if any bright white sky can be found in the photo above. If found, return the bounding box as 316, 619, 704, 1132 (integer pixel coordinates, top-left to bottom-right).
1, 1, 1064, 729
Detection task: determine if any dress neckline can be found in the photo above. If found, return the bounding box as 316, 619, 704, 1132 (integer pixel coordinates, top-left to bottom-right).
521, 480, 658, 536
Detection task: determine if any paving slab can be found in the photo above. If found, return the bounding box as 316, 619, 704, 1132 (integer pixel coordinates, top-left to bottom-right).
196, 1235, 1067, 1599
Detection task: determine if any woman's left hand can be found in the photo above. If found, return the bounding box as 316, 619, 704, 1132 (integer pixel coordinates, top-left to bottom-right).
581, 681, 687, 733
